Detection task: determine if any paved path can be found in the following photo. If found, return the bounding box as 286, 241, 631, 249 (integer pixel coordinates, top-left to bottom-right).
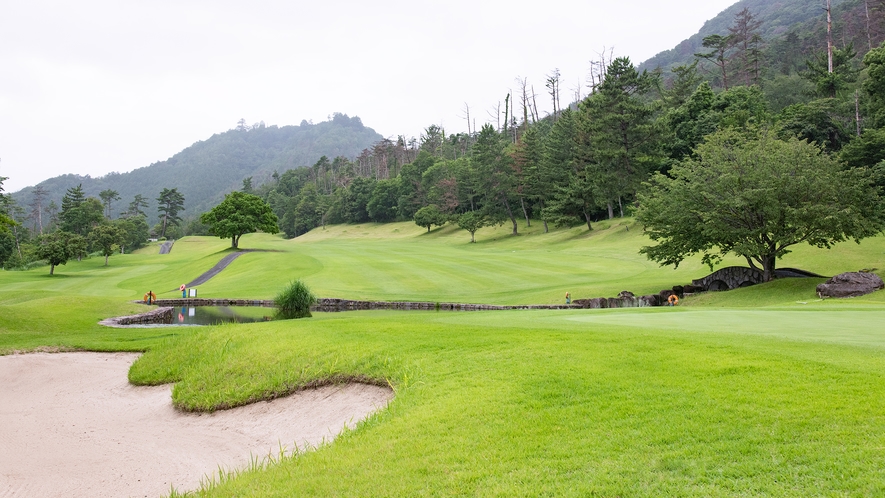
185, 250, 254, 287
158, 240, 174, 254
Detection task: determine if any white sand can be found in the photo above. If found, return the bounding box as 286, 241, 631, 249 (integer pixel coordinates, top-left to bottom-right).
0, 352, 392, 497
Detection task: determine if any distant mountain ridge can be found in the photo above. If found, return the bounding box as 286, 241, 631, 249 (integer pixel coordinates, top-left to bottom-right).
638, 0, 851, 72
12, 114, 383, 225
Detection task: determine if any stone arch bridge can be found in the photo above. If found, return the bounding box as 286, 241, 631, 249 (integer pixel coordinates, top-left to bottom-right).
691, 266, 826, 292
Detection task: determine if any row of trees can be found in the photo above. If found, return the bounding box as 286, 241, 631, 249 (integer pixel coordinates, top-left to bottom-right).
243, 23, 885, 275
0, 182, 187, 272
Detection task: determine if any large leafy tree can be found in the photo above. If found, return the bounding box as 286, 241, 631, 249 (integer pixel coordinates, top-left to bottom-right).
413, 204, 447, 232
457, 211, 488, 243
200, 191, 278, 249
35, 231, 85, 275
863, 42, 885, 128
777, 99, 851, 153
113, 216, 149, 253
156, 188, 185, 238
637, 129, 885, 282
88, 223, 125, 266
367, 178, 400, 222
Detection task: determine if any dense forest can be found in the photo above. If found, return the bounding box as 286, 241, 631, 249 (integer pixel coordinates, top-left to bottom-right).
231, 2, 885, 243
640, 0, 878, 73
3, 0, 885, 271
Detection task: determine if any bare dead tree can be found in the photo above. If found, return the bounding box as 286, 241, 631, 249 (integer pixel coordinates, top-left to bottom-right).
487, 101, 502, 132
856, 89, 862, 136
546, 68, 562, 120
503, 93, 511, 137
517, 76, 531, 131
461, 102, 472, 136
827, 0, 834, 73
28, 185, 47, 235
571, 79, 582, 104
531, 85, 540, 123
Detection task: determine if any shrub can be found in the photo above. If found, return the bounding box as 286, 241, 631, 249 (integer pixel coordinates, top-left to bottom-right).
274, 279, 317, 319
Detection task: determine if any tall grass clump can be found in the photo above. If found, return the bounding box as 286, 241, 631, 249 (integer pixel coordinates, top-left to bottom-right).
274, 279, 316, 319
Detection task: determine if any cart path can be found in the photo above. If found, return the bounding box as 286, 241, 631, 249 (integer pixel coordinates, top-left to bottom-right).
185, 250, 256, 287
158, 240, 174, 254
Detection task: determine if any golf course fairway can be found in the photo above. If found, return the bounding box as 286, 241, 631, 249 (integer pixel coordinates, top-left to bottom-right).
1, 219, 884, 496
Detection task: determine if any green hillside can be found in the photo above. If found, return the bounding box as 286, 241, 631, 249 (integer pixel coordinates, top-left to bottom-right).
10, 114, 382, 226
638, 0, 854, 73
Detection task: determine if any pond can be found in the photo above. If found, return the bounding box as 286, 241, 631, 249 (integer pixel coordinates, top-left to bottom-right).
171, 306, 276, 325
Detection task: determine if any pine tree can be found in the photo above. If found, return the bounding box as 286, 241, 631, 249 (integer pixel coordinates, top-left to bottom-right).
156, 188, 185, 238
581, 57, 660, 218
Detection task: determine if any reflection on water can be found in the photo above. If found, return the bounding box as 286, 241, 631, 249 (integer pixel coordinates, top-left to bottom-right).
174, 306, 275, 325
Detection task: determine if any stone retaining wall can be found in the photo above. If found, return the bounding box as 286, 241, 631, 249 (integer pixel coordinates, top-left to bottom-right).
153, 298, 275, 307
100, 307, 174, 327
151, 298, 579, 312
313, 298, 578, 312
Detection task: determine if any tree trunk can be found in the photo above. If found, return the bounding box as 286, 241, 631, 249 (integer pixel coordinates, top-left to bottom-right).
12, 225, 23, 260
543, 220, 548, 233
502, 198, 518, 235
607, 202, 614, 220
583, 209, 593, 231
761, 255, 776, 282
49, 264, 55, 275
827, 0, 834, 74
618, 197, 624, 218
105, 254, 109, 266
232, 235, 239, 249
470, 231, 476, 243
520, 198, 531, 227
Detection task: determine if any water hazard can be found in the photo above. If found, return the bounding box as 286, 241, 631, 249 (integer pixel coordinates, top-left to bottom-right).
171, 306, 275, 325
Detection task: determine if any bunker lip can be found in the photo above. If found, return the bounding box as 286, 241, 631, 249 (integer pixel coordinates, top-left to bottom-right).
0, 352, 393, 498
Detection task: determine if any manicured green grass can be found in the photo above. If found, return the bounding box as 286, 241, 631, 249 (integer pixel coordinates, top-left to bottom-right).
128, 309, 885, 496
2, 220, 885, 496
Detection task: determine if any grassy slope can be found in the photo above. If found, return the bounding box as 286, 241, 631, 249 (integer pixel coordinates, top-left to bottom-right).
2, 220, 885, 496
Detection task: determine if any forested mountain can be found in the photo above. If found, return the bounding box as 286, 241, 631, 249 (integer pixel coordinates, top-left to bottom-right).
639, 0, 870, 74
10, 114, 382, 226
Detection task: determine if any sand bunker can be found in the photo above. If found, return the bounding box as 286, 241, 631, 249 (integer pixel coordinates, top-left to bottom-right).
0, 352, 392, 497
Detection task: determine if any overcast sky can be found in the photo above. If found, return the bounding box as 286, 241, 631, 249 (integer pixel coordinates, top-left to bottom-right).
0, 0, 737, 193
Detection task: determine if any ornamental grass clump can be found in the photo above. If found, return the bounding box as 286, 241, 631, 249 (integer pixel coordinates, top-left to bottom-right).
274, 280, 316, 319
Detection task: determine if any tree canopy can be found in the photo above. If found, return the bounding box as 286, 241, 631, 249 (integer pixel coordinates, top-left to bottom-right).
413, 205, 447, 232
636, 129, 885, 281
35, 231, 85, 275
156, 188, 185, 238
200, 191, 279, 249
88, 223, 125, 266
